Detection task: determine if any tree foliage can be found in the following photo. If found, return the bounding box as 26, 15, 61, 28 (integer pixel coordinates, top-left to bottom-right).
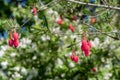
0, 0, 120, 80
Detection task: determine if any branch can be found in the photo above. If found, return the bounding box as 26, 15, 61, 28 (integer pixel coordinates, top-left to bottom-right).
67, 0, 120, 10
19, 0, 60, 29
83, 23, 120, 40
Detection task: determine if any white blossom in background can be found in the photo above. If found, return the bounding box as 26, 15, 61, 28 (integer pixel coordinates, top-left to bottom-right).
19, 37, 32, 48
31, 43, 37, 51
103, 36, 111, 45
20, 38, 32, 44
21, 67, 27, 76
110, 44, 116, 50
78, 24, 82, 29
63, 36, 68, 40
54, 11, 59, 17
65, 52, 71, 57
18, 3, 22, 8
61, 73, 65, 78
106, 59, 112, 64
34, 15, 39, 20
26, 68, 38, 80
7, 71, 12, 76
15, 73, 22, 78
47, 8, 54, 14
55, 58, 63, 69
49, 50, 52, 53
101, 57, 105, 62
54, 76, 59, 80
26, 38, 32, 44
19, 39, 26, 48
9, 78, 13, 80
13, 72, 22, 79
53, 27, 60, 34
113, 29, 118, 33
46, 35, 50, 40
30, 68, 38, 77
56, 16, 61, 22
32, 56, 37, 60
56, 58, 63, 65
104, 64, 111, 69
70, 34, 77, 39
19, 42, 27, 48
0, 50, 5, 57
45, 66, 51, 76
0, 38, 4, 43
13, 66, 20, 72
1, 61, 8, 69
27, 75, 34, 80
58, 39, 64, 47
35, 19, 40, 25
40, 52, 45, 56
69, 62, 75, 68
41, 35, 47, 41
1, 45, 9, 51
10, 52, 16, 58
92, 37, 100, 48
41, 35, 51, 41
41, 5, 47, 10
0, 45, 10, 57
104, 73, 112, 80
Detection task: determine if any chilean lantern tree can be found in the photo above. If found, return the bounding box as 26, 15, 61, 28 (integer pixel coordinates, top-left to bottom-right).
0, 0, 120, 80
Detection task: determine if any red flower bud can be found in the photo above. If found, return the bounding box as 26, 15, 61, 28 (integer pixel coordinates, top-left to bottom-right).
73, 55, 78, 63
84, 45, 90, 51
88, 41, 92, 49
84, 50, 90, 57
82, 39, 87, 45
81, 40, 90, 51
8, 39, 13, 47
32, 6, 37, 15
70, 50, 78, 63
92, 67, 97, 72
13, 32, 18, 40
70, 55, 74, 61
69, 23, 75, 32
81, 38, 92, 57
57, 18, 63, 25
13, 39, 19, 48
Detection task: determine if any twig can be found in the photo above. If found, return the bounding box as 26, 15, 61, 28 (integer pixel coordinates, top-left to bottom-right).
53, 31, 117, 36
6, 20, 12, 27
90, 9, 109, 17
20, 0, 59, 27
37, 0, 60, 12
67, 0, 120, 10
20, 18, 32, 27
83, 23, 120, 40
67, 40, 81, 48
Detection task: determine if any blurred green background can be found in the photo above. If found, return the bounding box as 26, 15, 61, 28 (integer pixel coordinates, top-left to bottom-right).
0, 0, 120, 80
